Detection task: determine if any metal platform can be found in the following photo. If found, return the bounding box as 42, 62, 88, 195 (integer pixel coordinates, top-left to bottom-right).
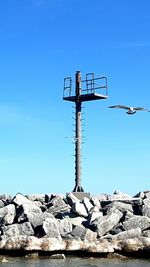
63, 93, 108, 102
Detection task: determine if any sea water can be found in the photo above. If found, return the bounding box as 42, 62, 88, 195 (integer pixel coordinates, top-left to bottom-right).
1, 257, 150, 267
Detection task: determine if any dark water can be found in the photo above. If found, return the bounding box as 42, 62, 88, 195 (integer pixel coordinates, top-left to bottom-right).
0, 257, 150, 267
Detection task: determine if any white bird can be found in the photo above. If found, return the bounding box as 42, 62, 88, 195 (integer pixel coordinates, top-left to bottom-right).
109, 105, 150, 115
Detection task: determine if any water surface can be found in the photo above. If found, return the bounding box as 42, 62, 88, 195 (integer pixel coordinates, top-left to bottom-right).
1, 257, 150, 267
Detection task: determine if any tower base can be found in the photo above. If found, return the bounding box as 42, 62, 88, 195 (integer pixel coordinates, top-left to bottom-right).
73, 185, 84, 192
71, 192, 90, 200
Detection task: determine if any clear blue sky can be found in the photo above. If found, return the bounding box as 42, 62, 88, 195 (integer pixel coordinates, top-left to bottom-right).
0, 0, 150, 196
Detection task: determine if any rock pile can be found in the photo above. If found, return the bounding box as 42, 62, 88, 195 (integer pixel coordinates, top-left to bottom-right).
0, 191, 150, 257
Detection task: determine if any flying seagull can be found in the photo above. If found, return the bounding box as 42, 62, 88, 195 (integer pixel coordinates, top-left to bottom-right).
109, 105, 150, 115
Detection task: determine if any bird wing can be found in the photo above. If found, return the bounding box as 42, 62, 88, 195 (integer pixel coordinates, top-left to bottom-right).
134, 107, 150, 112
109, 105, 129, 110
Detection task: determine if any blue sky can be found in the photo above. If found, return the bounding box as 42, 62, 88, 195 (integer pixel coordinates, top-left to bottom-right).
0, 0, 150, 196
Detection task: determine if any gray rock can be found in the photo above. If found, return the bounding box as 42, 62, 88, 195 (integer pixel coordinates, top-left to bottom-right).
47, 195, 70, 217
50, 254, 65, 259
83, 239, 116, 253
49, 195, 65, 206
26, 194, 45, 203
43, 218, 62, 241
64, 238, 83, 251
93, 194, 107, 202
58, 218, 73, 236
0, 236, 65, 251
107, 191, 132, 201
27, 211, 54, 228
143, 230, 150, 237
66, 193, 79, 206
90, 196, 101, 208
17, 203, 43, 227
0, 204, 16, 225
71, 225, 86, 240
109, 223, 123, 235
88, 206, 103, 225
25, 252, 39, 259
72, 202, 88, 218
143, 198, 150, 207
123, 215, 150, 231
142, 198, 150, 217
67, 215, 87, 227
0, 194, 12, 204
142, 205, 150, 218
144, 191, 150, 199
112, 228, 142, 240
2, 222, 34, 237
31, 201, 43, 208
70, 226, 97, 242
124, 211, 134, 221
134, 191, 145, 198
83, 228, 97, 242
47, 204, 70, 217
118, 237, 150, 253
13, 193, 32, 206
82, 197, 93, 213
0, 200, 5, 209
105, 201, 133, 215
101, 198, 142, 207
0, 236, 28, 250
22, 203, 42, 214
92, 209, 123, 237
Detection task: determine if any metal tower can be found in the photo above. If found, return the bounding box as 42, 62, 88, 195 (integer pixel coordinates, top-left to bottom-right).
63, 71, 108, 192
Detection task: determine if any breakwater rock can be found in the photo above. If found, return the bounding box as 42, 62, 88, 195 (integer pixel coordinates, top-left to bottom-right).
1, 191, 150, 257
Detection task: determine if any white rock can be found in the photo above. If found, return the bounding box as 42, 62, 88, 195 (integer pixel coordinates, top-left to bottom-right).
72, 202, 88, 218
82, 197, 93, 213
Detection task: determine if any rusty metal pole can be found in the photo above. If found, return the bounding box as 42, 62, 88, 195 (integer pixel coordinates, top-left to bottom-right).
73, 71, 84, 192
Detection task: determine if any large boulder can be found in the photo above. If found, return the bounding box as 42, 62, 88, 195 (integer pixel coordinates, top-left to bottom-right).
66, 215, 87, 227
83, 239, 116, 253
83, 229, 97, 242
17, 203, 46, 227
43, 218, 62, 241
25, 211, 54, 229
118, 237, 150, 253
0, 194, 12, 204
0, 201, 5, 208
65, 238, 83, 251
82, 197, 93, 213
0, 236, 28, 250
47, 195, 70, 217
26, 194, 45, 203
142, 206, 150, 218
92, 209, 123, 237
58, 218, 73, 236
0, 236, 66, 251
104, 201, 133, 215
123, 215, 150, 231
13, 193, 32, 206
66, 193, 79, 207
2, 222, 34, 237
107, 191, 132, 201
143, 230, 150, 237
90, 196, 101, 208
47, 204, 70, 217
0, 204, 16, 225
72, 202, 88, 218
70, 226, 97, 242
112, 227, 142, 240
88, 206, 103, 225
142, 198, 150, 218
